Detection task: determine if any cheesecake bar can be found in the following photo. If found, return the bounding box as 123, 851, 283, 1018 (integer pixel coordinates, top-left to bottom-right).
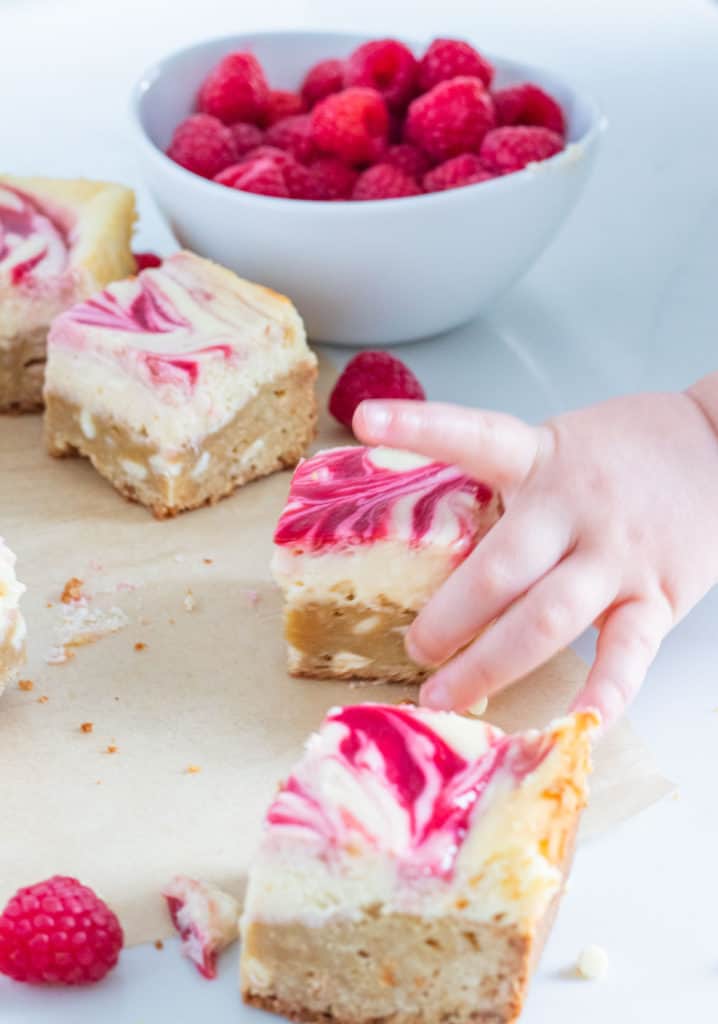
241, 703, 597, 1024
0, 538, 26, 695
0, 175, 136, 412
44, 250, 318, 518
271, 446, 500, 682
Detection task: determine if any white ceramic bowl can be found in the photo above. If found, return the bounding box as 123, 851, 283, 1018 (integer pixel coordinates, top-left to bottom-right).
130, 31, 605, 346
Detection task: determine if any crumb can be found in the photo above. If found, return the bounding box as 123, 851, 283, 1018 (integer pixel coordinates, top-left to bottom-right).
61, 577, 85, 604
183, 590, 196, 612
105, 744, 118, 755
37, 695, 49, 704
203, 558, 213, 565
154, 939, 164, 950
46, 602, 53, 609
80, 722, 94, 733
46, 603, 129, 664
168, 618, 176, 625
186, 764, 201, 774
134, 641, 147, 652
576, 944, 609, 980
18, 679, 34, 692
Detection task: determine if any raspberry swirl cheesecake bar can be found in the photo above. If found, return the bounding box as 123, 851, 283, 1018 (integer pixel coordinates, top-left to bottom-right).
44, 251, 318, 517
0, 538, 26, 695
272, 446, 500, 682
241, 703, 597, 1024
0, 175, 136, 412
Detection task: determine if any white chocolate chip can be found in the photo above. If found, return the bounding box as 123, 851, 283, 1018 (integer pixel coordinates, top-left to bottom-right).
79, 408, 96, 440
150, 454, 182, 478
121, 458, 148, 481
332, 651, 371, 672
577, 944, 609, 980
191, 451, 211, 479
238, 438, 265, 468
353, 615, 381, 635
183, 590, 196, 612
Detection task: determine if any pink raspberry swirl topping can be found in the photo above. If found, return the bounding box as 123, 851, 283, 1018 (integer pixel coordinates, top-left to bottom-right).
265, 704, 554, 880
273, 445, 493, 554
0, 186, 69, 287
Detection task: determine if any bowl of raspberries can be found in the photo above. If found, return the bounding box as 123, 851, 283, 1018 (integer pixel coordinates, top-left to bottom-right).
132, 31, 604, 345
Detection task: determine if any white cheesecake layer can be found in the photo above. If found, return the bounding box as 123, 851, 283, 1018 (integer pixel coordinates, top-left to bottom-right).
46, 251, 317, 451
0, 538, 26, 650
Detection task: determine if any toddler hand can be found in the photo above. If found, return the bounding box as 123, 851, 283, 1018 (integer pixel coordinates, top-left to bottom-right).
354, 388, 718, 726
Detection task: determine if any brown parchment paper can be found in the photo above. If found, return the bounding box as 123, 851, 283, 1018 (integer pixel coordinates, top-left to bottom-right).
0, 359, 672, 946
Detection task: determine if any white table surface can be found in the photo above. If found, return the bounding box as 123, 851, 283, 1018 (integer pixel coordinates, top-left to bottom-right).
2, 0, 717, 1019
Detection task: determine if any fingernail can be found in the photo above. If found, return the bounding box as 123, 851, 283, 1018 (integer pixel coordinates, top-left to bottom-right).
405, 632, 432, 667
420, 675, 452, 710
356, 401, 390, 438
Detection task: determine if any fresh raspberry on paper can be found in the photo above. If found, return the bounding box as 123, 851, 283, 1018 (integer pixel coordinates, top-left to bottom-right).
384, 143, 432, 180
197, 51, 270, 125
405, 76, 495, 161
353, 163, 422, 200
492, 83, 566, 136
166, 114, 238, 179
310, 87, 389, 165
228, 121, 264, 157
423, 153, 494, 192
301, 58, 345, 107
215, 156, 290, 197
329, 351, 426, 429
344, 38, 418, 111
0, 875, 123, 985
480, 126, 564, 174
307, 157, 359, 200
133, 251, 163, 270
163, 876, 240, 980
265, 114, 317, 163
264, 88, 306, 126
418, 37, 495, 91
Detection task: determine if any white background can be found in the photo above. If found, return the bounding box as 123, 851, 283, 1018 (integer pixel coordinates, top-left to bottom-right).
1, 0, 717, 1019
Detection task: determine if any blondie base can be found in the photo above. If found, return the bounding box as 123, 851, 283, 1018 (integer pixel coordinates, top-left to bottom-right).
44, 366, 317, 518
0, 328, 47, 413
285, 598, 426, 683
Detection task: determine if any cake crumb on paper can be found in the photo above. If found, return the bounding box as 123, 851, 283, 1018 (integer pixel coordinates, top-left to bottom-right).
104, 744, 118, 755
576, 944, 608, 980
37, 695, 49, 704
185, 764, 201, 774
134, 641, 147, 652
154, 939, 164, 951
46, 600, 129, 665
61, 577, 85, 604
18, 679, 33, 692
80, 722, 94, 734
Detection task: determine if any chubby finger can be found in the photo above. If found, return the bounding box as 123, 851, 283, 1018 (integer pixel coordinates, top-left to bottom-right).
407, 501, 572, 667
571, 599, 668, 729
353, 400, 540, 490
419, 550, 618, 711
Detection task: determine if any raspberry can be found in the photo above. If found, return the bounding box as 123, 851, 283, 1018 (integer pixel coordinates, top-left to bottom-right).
384, 143, 432, 180
405, 77, 494, 161
264, 89, 306, 126
166, 114, 238, 179
133, 251, 163, 270
418, 37, 494, 91
353, 164, 422, 201
265, 114, 317, 163
330, 351, 426, 428
479, 126, 564, 174
492, 83, 566, 136
197, 51, 269, 125
307, 157, 358, 200
0, 876, 123, 985
228, 121, 264, 157
423, 153, 494, 192
215, 157, 290, 198
344, 39, 418, 111
310, 87, 389, 165
301, 58, 345, 108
